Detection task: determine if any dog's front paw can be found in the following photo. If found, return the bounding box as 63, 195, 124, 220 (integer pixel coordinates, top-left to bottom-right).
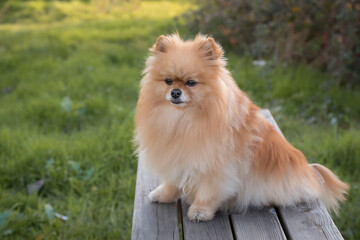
187, 205, 215, 222
148, 187, 163, 202
148, 184, 179, 203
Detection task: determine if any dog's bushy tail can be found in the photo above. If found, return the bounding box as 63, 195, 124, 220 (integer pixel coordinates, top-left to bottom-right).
310, 163, 349, 214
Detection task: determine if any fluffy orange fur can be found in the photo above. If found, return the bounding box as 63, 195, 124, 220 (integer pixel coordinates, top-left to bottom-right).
134, 34, 349, 222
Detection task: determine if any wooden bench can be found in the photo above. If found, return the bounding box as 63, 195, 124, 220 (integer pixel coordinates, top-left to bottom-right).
131, 109, 344, 240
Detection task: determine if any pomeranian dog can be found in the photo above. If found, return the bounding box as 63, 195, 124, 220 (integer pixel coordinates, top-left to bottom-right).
134, 34, 349, 222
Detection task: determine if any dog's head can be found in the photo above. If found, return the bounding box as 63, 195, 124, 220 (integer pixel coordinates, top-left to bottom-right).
141, 34, 226, 110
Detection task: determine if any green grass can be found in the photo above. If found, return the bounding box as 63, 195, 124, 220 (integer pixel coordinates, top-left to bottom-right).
0, 1, 359, 239
0, 1, 193, 239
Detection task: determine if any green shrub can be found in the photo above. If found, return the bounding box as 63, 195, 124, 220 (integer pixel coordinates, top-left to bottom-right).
184, 0, 360, 86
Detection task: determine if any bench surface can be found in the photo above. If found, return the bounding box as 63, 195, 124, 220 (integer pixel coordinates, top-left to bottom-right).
131, 109, 343, 240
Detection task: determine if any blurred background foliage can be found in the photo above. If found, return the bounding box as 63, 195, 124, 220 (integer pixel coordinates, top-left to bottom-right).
0, 0, 359, 239
183, 0, 360, 87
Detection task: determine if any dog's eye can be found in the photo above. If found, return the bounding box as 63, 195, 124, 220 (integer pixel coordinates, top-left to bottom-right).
165, 78, 173, 85
185, 80, 197, 87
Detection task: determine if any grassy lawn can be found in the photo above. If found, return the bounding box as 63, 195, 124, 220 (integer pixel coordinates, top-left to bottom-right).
0, 1, 359, 239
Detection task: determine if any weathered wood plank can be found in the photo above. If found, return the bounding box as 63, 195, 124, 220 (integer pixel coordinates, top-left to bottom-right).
230, 207, 286, 240
259, 109, 343, 240
131, 158, 180, 240
278, 199, 343, 240
181, 202, 234, 240
258, 109, 285, 138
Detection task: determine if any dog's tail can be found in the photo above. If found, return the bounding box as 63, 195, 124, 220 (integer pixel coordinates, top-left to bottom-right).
310, 163, 349, 214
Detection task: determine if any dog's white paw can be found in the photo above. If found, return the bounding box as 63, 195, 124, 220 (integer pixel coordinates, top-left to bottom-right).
187, 205, 215, 222
148, 187, 162, 202
148, 184, 178, 203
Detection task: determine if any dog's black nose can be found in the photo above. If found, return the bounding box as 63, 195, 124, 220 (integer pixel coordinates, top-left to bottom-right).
171, 89, 182, 99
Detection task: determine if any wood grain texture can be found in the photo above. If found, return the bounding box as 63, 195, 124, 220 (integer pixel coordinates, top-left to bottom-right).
230, 207, 286, 240
180, 202, 233, 240
278, 199, 343, 240
131, 158, 180, 240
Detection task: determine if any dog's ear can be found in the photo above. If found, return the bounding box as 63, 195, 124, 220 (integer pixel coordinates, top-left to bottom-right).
198, 37, 223, 60
150, 35, 170, 54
